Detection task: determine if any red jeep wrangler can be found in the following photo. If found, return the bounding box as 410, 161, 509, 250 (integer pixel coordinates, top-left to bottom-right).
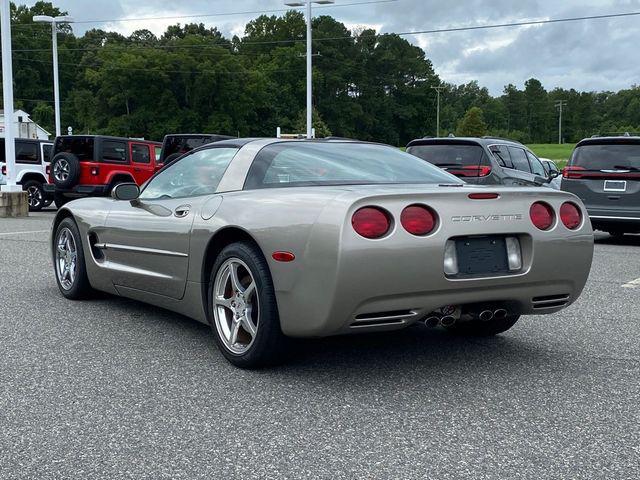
45, 135, 162, 207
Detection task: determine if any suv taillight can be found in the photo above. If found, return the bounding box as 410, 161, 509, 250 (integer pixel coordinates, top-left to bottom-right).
562, 166, 586, 179
1, 165, 6, 176
530, 202, 555, 230
352, 207, 391, 239
447, 165, 492, 177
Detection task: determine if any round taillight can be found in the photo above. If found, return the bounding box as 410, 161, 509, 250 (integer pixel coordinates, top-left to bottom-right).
400, 204, 437, 236
352, 207, 391, 239
530, 202, 555, 230
560, 202, 582, 230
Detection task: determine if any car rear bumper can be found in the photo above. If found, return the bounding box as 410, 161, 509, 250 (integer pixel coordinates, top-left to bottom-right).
589, 213, 640, 233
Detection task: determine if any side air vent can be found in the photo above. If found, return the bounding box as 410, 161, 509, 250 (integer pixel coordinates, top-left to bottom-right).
350, 310, 418, 328
532, 294, 570, 309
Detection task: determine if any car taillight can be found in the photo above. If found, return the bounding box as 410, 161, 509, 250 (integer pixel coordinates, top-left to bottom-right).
46, 165, 50, 175
400, 204, 437, 236
562, 166, 585, 179
447, 165, 492, 177
530, 202, 555, 230
560, 202, 582, 230
468, 192, 499, 200
1, 165, 6, 176
352, 207, 391, 239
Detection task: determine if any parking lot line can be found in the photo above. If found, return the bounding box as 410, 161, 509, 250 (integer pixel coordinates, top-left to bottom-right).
0, 229, 49, 236
622, 278, 640, 289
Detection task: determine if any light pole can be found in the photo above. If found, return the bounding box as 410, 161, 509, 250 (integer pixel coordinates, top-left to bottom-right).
284, 0, 334, 139
33, 14, 74, 137
431, 85, 445, 137
1, 0, 20, 193
555, 100, 567, 144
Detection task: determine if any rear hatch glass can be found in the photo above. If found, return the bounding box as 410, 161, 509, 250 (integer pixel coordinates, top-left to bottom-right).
54, 137, 95, 162
568, 143, 640, 179
406, 143, 490, 177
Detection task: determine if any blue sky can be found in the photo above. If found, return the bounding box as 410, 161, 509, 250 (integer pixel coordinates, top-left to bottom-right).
21, 0, 640, 95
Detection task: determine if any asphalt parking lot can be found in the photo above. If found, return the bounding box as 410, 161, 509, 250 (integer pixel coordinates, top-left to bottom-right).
1, 210, 639, 480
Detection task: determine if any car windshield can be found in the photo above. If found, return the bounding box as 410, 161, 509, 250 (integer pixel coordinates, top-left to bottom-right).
571, 143, 640, 171
244, 142, 461, 189
406, 144, 487, 167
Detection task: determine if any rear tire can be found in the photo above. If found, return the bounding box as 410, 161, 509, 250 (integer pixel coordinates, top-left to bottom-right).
53, 217, 94, 299
51, 152, 80, 189
445, 315, 520, 336
208, 242, 287, 368
22, 180, 45, 211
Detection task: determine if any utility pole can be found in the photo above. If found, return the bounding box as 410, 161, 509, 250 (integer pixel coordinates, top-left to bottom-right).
431, 85, 445, 137
555, 100, 567, 144
33, 15, 74, 137
1, 0, 20, 194
284, 0, 334, 139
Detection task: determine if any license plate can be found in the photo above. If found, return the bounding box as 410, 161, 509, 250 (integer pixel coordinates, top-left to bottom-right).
455, 236, 509, 276
604, 180, 627, 192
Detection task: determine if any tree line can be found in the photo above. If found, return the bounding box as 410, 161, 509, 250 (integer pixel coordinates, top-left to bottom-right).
4, 1, 640, 145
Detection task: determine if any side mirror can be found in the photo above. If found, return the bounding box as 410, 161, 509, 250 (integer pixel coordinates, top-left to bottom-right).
548, 170, 560, 180
111, 183, 140, 201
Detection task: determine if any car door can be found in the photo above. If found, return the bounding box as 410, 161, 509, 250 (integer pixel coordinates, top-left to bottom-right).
526, 150, 550, 187
100, 146, 239, 299
129, 142, 155, 184
488, 144, 521, 186
506, 146, 537, 186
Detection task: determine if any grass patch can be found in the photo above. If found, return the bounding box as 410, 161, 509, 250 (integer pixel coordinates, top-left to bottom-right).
527, 144, 575, 168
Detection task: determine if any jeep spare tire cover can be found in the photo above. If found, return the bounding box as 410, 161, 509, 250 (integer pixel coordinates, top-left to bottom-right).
51, 152, 80, 189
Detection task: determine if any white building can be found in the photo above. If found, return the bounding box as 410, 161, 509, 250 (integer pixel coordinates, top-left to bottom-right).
0, 109, 51, 140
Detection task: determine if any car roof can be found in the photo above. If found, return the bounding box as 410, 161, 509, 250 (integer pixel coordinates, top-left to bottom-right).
406, 137, 525, 148
576, 136, 640, 147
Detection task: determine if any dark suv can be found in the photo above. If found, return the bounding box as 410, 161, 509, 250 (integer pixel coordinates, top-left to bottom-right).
159, 134, 233, 165
561, 136, 640, 236
45, 135, 161, 207
406, 137, 557, 187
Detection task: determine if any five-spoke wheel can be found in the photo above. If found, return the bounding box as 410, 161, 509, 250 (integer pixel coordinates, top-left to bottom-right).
55, 227, 78, 290
53, 217, 93, 299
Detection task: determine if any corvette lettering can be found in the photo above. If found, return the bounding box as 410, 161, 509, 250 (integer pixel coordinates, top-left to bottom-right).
451, 214, 523, 222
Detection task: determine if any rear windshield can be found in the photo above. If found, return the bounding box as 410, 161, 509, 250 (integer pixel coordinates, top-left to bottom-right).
55, 137, 95, 161
571, 143, 640, 170
406, 144, 488, 167
245, 142, 461, 189
162, 136, 216, 161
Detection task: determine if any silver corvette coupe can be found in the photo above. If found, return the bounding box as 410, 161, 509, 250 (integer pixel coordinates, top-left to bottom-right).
51, 139, 594, 367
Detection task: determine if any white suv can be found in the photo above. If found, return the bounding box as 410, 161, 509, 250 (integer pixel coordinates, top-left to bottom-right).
0, 138, 54, 211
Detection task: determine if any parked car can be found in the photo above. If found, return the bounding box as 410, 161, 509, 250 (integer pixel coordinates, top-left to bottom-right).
159, 133, 234, 165
541, 158, 562, 190
0, 138, 54, 211
406, 137, 558, 187
44, 135, 162, 207
50, 138, 593, 368
561, 135, 640, 236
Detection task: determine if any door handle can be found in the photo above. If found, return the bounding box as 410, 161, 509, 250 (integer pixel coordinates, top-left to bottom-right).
174, 205, 191, 218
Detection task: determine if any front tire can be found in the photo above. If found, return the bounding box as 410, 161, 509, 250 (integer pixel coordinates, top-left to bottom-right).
445, 315, 520, 336
23, 180, 45, 211
208, 242, 287, 368
53, 217, 93, 299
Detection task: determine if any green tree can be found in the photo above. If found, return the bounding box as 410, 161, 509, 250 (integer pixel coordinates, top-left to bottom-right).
456, 107, 488, 137
294, 108, 332, 137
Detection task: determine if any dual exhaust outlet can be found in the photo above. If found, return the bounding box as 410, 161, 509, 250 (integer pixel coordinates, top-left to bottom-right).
424, 308, 508, 328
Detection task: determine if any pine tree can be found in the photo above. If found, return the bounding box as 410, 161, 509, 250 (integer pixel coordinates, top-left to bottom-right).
456, 107, 488, 137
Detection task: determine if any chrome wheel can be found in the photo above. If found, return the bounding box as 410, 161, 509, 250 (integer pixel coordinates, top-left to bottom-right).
213, 258, 259, 355
53, 159, 70, 182
27, 185, 43, 208
55, 227, 78, 291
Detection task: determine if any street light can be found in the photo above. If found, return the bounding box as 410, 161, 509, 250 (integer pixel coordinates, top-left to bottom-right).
284, 0, 334, 139
33, 14, 74, 138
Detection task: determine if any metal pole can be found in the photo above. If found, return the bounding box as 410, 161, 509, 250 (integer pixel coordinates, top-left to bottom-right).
431, 86, 445, 137
52, 20, 61, 137
306, 1, 312, 139
1, 0, 19, 192
555, 100, 567, 145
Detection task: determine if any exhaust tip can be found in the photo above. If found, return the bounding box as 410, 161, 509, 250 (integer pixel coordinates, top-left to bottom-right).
493, 309, 508, 320
479, 310, 494, 322
424, 316, 440, 328
440, 316, 456, 327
